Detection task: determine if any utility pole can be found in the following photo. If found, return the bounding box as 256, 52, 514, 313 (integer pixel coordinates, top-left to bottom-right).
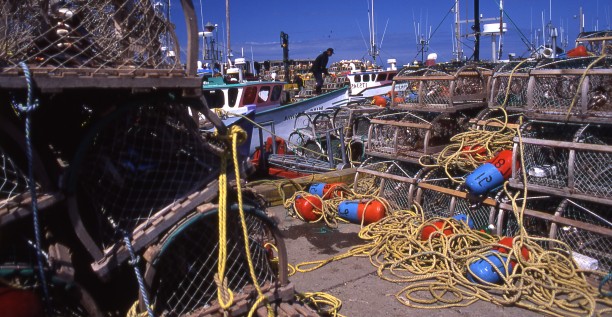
473, 0, 481, 61
280, 32, 290, 82
454, 0, 463, 61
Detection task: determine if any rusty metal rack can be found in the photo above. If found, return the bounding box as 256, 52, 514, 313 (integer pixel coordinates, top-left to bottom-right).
525, 56, 612, 123
510, 120, 612, 206
366, 108, 480, 163
0, 0, 202, 92
390, 64, 493, 112
489, 60, 538, 110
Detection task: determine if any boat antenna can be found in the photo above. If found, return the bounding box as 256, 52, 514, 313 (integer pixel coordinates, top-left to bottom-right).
473, 0, 481, 61
225, 0, 232, 67
367, 0, 379, 63
378, 18, 389, 63
498, 0, 504, 60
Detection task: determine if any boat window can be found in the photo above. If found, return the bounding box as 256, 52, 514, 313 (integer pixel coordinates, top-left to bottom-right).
270, 85, 282, 102
202, 89, 225, 109
388, 73, 396, 80
363, 74, 370, 82
354, 74, 361, 82
258, 86, 271, 103
243, 86, 257, 104
377, 73, 387, 81
228, 88, 239, 107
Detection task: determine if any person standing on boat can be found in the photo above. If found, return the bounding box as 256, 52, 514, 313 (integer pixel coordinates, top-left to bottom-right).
310, 48, 334, 95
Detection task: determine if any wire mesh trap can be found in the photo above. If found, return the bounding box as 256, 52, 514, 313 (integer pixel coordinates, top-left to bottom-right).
511, 120, 612, 205
526, 56, 612, 123
495, 191, 564, 240
551, 199, 612, 272
353, 160, 423, 210
332, 102, 383, 141
488, 60, 538, 110
413, 167, 467, 219
391, 64, 492, 111
0, 0, 201, 91
366, 109, 477, 163
142, 203, 286, 317
65, 100, 221, 276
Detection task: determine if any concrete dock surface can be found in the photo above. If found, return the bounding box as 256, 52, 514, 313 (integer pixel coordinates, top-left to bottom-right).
267, 204, 550, 317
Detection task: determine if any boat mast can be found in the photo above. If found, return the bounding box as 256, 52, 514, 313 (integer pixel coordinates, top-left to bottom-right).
226, 0, 232, 66
454, 0, 463, 61
473, 0, 481, 61
368, 0, 379, 64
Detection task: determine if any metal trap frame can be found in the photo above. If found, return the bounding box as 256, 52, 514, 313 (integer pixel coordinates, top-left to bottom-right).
391, 64, 492, 112
141, 203, 293, 316
526, 56, 612, 123
332, 102, 384, 141
488, 60, 538, 110
0, 0, 202, 93
510, 120, 612, 206
353, 160, 423, 210
366, 108, 479, 164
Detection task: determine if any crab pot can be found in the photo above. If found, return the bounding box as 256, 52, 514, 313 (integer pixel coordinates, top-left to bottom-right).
471, 107, 524, 132
143, 204, 287, 316
0, 0, 201, 91
332, 102, 383, 140
65, 101, 221, 277
495, 190, 564, 240
526, 56, 612, 123
353, 160, 422, 210
366, 109, 478, 163
451, 185, 500, 231
391, 64, 492, 111
413, 167, 466, 219
511, 121, 612, 205
489, 61, 538, 110
550, 199, 612, 272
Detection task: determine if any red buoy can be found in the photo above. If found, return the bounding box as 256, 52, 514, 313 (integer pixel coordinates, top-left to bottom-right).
566, 45, 588, 57
294, 195, 323, 222
420, 221, 454, 241
461, 145, 487, 162
0, 287, 45, 317
372, 95, 388, 107
337, 200, 386, 225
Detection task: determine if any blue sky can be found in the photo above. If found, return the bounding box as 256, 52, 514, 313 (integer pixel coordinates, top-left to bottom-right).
171, 0, 608, 66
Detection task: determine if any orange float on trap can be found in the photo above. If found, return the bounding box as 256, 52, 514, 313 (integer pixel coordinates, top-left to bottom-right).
337, 199, 386, 225
496, 236, 530, 265
294, 195, 323, 222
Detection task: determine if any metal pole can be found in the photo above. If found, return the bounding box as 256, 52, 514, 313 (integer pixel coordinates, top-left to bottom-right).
326, 131, 334, 168
473, 0, 480, 61
338, 128, 348, 166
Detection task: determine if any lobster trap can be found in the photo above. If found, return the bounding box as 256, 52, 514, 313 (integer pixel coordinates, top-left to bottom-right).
511, 120, 612, 205
352, 159, 422, 210
65, 100, 222, 278
391, 64, 492, 111
0, 0, 201, 92
141, 203, 293, 316
332, 102, 384, 141
526, 56, 612, 123
489, 60, 538, 110
366, 108, 478, 163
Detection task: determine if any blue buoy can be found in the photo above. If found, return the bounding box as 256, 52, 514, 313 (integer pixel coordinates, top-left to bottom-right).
467, 251, 511, 284
452, 214, 475, 229
308, 183, 326, 197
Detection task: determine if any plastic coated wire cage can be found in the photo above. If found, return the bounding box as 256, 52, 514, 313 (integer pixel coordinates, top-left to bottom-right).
353, 160, 422, 211
0, 144, 29, 215
391, 64, 492, 111
412, 167, 466, 219
511, 120, 612, 205
0, 0, 179, 71
143, 204, 283, 316
366, 109, 476, 163
551, 199, 612, 272
526, 56, 612, 123
494, 191, 563, 241
332, 102, 383, 141
0, 0, 201, 92
489, 60, 538, 110
66, 100, 221, 275
471, 107, 524, 132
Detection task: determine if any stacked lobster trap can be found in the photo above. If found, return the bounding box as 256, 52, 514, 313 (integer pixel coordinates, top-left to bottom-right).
0, 1, 305, 316
498, 55, 612, 272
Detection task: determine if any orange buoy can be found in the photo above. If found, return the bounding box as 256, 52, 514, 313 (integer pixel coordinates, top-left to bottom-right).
308, 182, 345, 199
294, 195, 323, 222
393, 96, 405, 104
566, 45, 588, 57
372, 95, 388, 107
461, 145, 487, 161
420, 220, 454, 241
496, 236, 530, 263
337, 200, 386, 225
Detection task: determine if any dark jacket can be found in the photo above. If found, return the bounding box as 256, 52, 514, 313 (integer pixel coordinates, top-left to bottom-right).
310, 52, 329, 75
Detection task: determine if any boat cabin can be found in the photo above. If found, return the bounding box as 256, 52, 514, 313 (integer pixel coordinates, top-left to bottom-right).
202, 77, 286, 114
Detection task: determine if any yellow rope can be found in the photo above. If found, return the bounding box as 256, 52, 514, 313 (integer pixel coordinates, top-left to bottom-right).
564, 55, 607, 121
296, 292, 345, 317
216, 125, 273, 316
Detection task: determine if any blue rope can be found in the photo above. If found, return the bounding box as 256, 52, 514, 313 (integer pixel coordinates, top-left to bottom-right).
600, 271, 612, 297
123, 234, 155, 317
11, 62, 50, 304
